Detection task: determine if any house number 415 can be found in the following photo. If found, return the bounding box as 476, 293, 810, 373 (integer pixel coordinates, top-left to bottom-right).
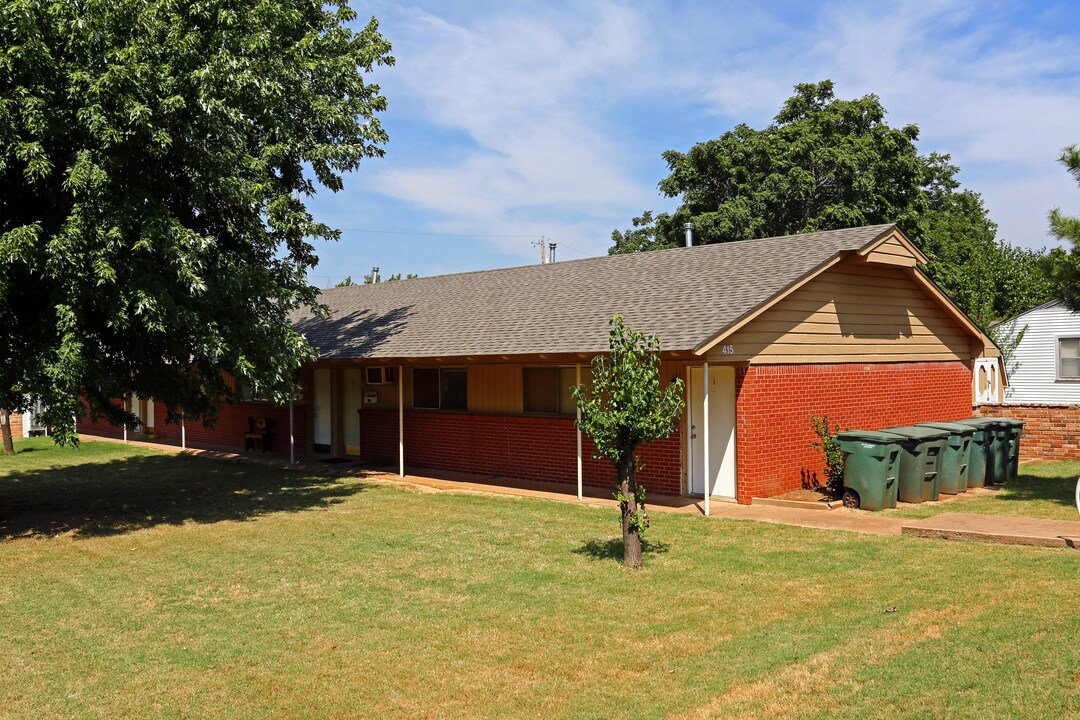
720, 344, 735, 355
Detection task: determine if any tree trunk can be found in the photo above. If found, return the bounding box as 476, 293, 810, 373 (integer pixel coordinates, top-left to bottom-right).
619, 453, 642, 568
0, 409, 14, 456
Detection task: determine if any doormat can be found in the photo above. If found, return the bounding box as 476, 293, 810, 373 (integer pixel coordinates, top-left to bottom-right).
319, 457, 352, 465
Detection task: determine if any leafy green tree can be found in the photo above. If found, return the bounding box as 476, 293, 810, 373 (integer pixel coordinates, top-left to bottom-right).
1048, 145, 1080, 310
335, 276, 357, 288
611, 80, 1054, 328
0, 0, 392, 452
609, 210, 677, 254
573, 316, 685, 568
919, 190, 1055, 326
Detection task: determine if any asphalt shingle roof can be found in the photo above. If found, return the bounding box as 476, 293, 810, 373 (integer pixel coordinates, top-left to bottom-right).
292, 224, 896, 359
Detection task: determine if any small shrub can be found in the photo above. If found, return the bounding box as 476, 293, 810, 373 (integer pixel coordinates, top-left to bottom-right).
810, 415, 845, 494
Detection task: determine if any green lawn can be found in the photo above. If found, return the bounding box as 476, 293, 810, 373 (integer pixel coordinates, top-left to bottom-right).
881, 461, 1080, 521
1, 437, 1078, 720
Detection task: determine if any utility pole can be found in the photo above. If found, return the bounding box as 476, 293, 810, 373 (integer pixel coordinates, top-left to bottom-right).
531, 238, 548, 264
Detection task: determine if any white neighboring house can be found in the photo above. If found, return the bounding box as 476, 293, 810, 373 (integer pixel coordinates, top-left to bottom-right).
994, 299, 1080, 403
11, 399, 48, 437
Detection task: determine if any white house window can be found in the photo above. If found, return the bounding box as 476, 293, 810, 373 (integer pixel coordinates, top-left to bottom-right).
523, 366, 590, 415
1059, 337, 1080, 380
413, 368, 467, 410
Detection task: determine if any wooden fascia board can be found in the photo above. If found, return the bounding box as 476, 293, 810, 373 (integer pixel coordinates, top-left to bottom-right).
856, 226, 929, 265
303, 351, 696, 367
692, 252, 849, 356
304, 349, 699, 369
907, 267, 999, 354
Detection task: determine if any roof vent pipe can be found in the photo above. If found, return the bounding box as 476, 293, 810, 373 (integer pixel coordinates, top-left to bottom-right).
684, 222, 693, 247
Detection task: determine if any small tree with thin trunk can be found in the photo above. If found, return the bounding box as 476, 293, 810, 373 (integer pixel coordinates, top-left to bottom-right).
573, 316, 685, 568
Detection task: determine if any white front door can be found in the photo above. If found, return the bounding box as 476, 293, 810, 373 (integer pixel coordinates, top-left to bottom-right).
129, 394, 153, 434
688, 366, 737, 498
313, 368, 332, 451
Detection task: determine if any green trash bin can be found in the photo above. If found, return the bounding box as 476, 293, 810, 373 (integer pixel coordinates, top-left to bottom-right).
959, 418, 1010, 484
990, 418, 1024, 479
835, 431, 902, 511
916, 422, 974, 494
880, 426, 949, 503
954, 419, 990, 488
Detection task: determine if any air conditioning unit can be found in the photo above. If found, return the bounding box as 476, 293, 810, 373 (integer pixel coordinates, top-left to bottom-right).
365, 367, 394, 385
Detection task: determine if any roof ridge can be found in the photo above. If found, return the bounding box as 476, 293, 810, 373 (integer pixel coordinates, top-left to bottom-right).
316, 223, 898, 296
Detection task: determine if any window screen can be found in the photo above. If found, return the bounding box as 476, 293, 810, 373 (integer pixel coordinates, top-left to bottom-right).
1060, 338, 1080, 379
413, 368, 440, 409
236, 379, 269, 402
524, 366, 591, 415
440, 369, 468, 410
558, 367, 579, 416
524, 367, 558, 413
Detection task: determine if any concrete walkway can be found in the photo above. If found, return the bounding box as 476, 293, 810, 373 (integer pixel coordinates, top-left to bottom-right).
360, 467, 909, 535
902, 512, 1080, 549
77, 434, 1080, 546
77, 435, 906, 535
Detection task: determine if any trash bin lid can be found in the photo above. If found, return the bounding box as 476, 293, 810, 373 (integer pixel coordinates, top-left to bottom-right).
978, 417, 1023, 429
917, 421, 975, 436
956, 417, 1005, 428
880, 425, 950, 440
835, 430, 903, 444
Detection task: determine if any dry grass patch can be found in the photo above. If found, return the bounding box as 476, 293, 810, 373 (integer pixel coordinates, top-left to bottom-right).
0, 438, 1077, 719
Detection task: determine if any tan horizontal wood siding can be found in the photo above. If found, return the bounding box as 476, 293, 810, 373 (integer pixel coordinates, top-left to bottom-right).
713, 257, 975, 364
9, 412, 23, 438
863, 236, 918, 266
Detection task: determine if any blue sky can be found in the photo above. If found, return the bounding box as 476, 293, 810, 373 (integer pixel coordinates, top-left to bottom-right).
306, 0, 1080, 286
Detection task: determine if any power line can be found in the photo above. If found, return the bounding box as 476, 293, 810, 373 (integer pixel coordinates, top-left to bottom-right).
555, 242, 592, 257
338, 227, 540, 239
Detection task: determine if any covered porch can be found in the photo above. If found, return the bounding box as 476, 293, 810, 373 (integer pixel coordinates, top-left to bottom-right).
296, 355, 741, 514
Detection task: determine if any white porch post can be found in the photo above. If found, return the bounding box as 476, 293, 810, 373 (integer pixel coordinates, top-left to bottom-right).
123, 396, 129, 443
576, 363, 583, 501
289, 399, 295, 465
398, 365, 405, 477
181, 414, 186, 450
703, 362, 710, 517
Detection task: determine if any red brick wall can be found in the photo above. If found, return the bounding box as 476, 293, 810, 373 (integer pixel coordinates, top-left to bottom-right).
78, 400, 307, 455
359, 409, 683, 496
735, 361, 973, 504
150, 402, 307, 454
975, 404, 1079, 460
78, 401, 126, 438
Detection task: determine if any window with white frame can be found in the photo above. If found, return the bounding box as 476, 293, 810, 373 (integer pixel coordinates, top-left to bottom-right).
412, 368, 467, 410
1059, 337, 1080, 380
523, 366, 591, 415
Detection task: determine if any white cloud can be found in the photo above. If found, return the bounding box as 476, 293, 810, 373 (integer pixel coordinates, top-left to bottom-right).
337, 0, 1080, 270
355, 1, 663, 257
683, 0, 1080, 247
